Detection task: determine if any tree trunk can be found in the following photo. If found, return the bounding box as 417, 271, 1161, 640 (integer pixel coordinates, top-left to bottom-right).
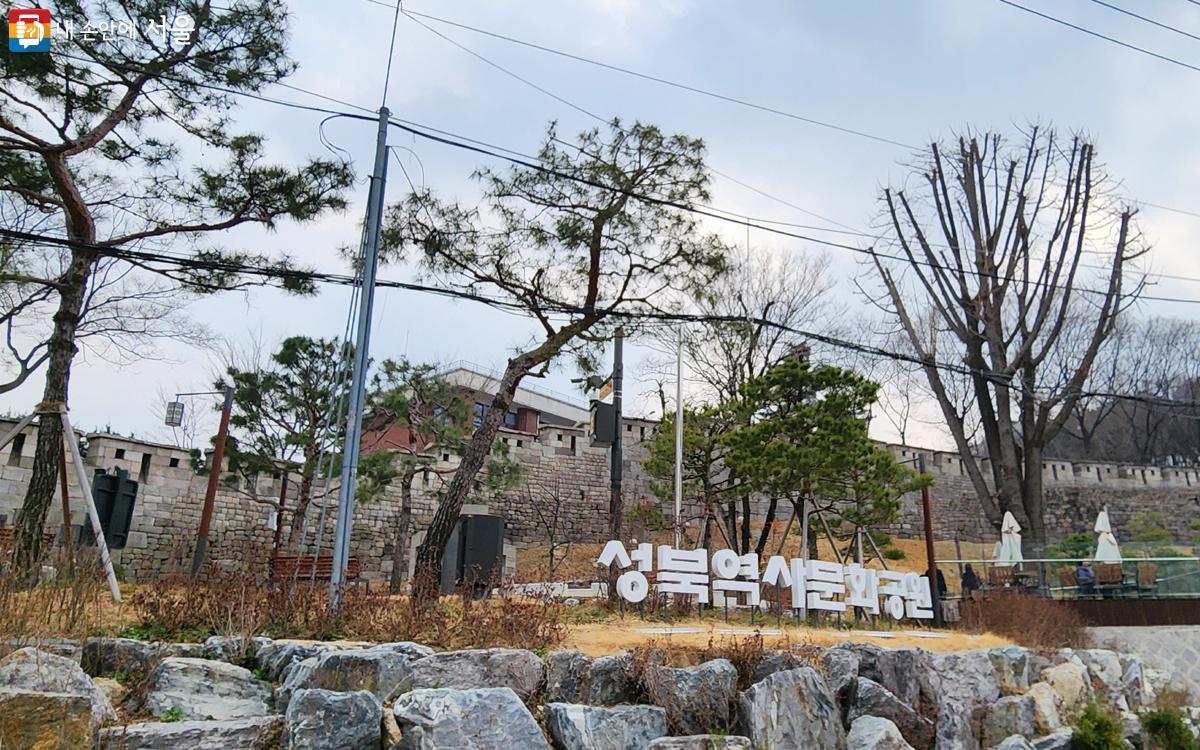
285, 466, 315, 554
725, 499, 739, 553
739, 496, 752, 554
389, 469, 417, 594
13, 249, 93, 573
753, 496, 778, 557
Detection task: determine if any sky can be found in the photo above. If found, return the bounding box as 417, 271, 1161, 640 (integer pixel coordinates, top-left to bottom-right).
5, 0, 1200, 449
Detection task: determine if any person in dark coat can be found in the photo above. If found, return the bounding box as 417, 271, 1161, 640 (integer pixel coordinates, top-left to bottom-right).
960, 564, 981, 600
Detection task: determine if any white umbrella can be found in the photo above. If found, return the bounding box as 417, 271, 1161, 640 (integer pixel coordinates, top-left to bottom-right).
1093, 508, 1122, 563
994, 511, 1024, 567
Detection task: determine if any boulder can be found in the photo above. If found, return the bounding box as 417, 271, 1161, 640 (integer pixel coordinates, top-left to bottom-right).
543, 702, 668, 750
82, 637, 163, 678
587, 653, 636, 705
982, 694, 1036, 749
0, 637, 81, 660
204, 635, 272, 664
847, 677, 934, 750
919, 649, 1001, 709
855, 645, 922, 708
846, 715, 915, 750
409, 648, 544, 702
988, 647, 1034, 695
993, 737, 1036, 750
1032, 730, 1073, 750
1078, 649, 1128, 711
1120, 711, 1143, 748
1040, 662, 1093, 713
162, 643, 208, 659
391, 686, 550, 749
0, 646, 117, 727
97, 715, 283, 749
281, 643, 415, 707
738, 666, 846, 750
823, 645, 862, 703
93, 676, 128, 707
544, 650, 590, 703
750, 650, 807, 685
144, 657, 273, 721
1119, 655, 1152, 710
1026, 681, 1064, 734
645, 736, 753, 749
933, 697, 982, 750
0, 687, 93, 748
285, 688, 381, 750
382, 708, 403, 747
257, 640, 362, 682
644, 658, 737, 734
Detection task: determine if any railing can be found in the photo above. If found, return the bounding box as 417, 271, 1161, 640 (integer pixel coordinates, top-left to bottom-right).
938, 556, 1200, 600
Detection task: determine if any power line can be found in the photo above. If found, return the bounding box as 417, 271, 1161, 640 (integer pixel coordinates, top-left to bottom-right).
997, 0, 1200, 73
391, 6, 916, 150
1084, 0, 1200, 43
9, 225, 1200, 410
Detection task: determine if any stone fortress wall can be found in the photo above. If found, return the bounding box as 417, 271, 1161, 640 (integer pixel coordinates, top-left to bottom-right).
2, 414, 1197, 583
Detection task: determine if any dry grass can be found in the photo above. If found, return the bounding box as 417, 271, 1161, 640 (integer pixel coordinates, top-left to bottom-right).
959, 590, 1089, 649
0, 547, 111, 654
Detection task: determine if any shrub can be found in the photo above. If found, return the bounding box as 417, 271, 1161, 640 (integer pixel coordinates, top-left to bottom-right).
625, 501, 670, 534
1047, 532, 1095, 560
959, 591, 1088, 649
0, 546, 106, 651
1071, 703, 1124, 750
1149, 547, 1187, 558
1129, 512, 1173, 544
1142, 707, 1199, 750
882, 547, 907, 561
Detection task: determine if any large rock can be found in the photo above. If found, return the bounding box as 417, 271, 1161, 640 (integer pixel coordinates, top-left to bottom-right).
281, 643, 416, 707
823, 645, 862, 703
144, 657, 273, 720
644, 658, 737, 734
982, 694, 1036, 749
543, 703, 668, 750
1026, 681, 1064, 734
1078, 649, 1128, 711
257, 640, 365, 683
0, 646, 117, 727
855, 645, 922, 708
97, 715, 283, 749
204, 635, 273, 664
409, 648, 544, 701
1040, 662, 1093, 713
82, 637, 163, 677
847, 677, 934, 750
1032, 730, 1073, 750
738, 666, 846, 750
0, 687, 93, 748
846, 715, 915, 750
645, 736, 753, 749
0, 637, 81, 660
1119, 655, 1152, 710
993, 737, 1036, 750
543, 650, 636, 706
933, 697, 982, 750
751, 650, 808, 685
1120, 711, 1143, 748
286, 688, 381, 750
919, 649, 1001, 709
988, 647, 1034, 695
391, 686, 550, 749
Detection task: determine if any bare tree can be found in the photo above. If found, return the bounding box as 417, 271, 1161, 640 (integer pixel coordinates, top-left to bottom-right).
524, 472, 576, 580
860, 127, 1145, 543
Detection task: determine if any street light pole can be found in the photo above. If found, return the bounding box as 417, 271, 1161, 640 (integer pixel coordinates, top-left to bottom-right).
673, 327, 683, 548
191, 385, 234, 578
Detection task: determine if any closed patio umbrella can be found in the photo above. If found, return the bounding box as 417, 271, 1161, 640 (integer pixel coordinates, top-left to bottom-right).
1093, 508, 1122, 563
994, 511, 1024, 567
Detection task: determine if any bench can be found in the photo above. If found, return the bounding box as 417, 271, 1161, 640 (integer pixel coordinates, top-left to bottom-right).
987, 566, 1015, 588
270, 554, 360, 584
0, 528, 58, 556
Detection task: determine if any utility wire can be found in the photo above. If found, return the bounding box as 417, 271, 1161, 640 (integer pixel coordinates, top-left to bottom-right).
1084, 0, 1200, 44
997, 0, 1200, 73
9, 226, 1200, 410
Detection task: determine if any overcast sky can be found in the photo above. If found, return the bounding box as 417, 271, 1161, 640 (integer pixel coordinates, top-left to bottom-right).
4, 0, 1200, 449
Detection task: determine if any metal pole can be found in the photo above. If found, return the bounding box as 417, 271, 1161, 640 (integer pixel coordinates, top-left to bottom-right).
606, 329, 625, 601
191, 386, 234, 578
798, 495, 810, 622
673, 327, 683, 548
59, 411, 121, 602
918, 453, 943, 627
58, 445, 74, 571
272, 471, 289, 558
330, 106, 391, 605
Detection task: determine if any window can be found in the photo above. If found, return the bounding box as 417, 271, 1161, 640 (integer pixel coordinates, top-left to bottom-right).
639, 426, 645, 440
138, 453, 152, 484
7, 433, 25, 466
570, 435, 577, 452
169, 457, 181, 468
442, 453, 450, 462
505, 410, 519, 429
516, 439, 524, 448
626, 424, 633, 432
556, 433, 563, 442
114, 448, 126, 459
473, 402, 488, 428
